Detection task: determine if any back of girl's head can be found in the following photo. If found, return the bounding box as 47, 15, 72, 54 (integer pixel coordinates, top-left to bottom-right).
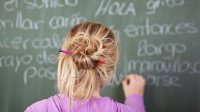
57, 22, 119, 101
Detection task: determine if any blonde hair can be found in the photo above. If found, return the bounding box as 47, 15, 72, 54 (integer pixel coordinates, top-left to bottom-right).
57, 22, 119, 102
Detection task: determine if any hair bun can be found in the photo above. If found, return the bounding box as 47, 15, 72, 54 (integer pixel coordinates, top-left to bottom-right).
71, 37, 100, 69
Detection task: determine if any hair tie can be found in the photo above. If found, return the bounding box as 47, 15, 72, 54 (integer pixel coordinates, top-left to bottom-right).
59, 49, 73, 54
97, 60, 105, 64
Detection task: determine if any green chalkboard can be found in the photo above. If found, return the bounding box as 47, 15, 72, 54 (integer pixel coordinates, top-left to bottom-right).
0, 0, 200, 112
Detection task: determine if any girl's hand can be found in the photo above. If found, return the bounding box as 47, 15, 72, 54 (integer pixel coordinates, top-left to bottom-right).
122, 74, 146, 98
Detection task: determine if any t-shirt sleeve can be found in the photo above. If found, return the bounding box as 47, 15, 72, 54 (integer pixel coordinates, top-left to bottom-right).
124, 94, 146, 112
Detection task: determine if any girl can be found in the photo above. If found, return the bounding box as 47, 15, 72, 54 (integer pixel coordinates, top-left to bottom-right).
25, 22, 146, 112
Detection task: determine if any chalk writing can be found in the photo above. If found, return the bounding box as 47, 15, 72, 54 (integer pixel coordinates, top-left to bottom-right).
0, 51, 57, 85
146, 0, 185, 15
36, 51, 57, 65
30, 34, 60, 49
108, 72, 181, 87
109, 72, 124, 86
24, 0, 79, 9
49, 13, 87, 30
4, 0, 79, 11
95, 0, 136, 17
128, 59, 200, 74
23, 66, 56, 85
137, 39, 186, 59
0, 11, 44, 30
4, 0, 18, 12
0, 34, 61, 50
0, 54, 33, 72
144, 74, 181, 87
124, 17, 198, 38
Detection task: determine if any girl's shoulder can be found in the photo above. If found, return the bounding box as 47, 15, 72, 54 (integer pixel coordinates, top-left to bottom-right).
24, 94, 64, 112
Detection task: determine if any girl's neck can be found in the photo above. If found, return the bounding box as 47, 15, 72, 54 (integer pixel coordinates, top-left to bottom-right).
92, 88, 101, 98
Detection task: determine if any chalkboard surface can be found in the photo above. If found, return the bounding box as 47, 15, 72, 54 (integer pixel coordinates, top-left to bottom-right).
0, 0, 200, 112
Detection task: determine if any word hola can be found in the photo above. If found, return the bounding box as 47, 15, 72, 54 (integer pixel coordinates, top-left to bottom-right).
95, 0, 136, 17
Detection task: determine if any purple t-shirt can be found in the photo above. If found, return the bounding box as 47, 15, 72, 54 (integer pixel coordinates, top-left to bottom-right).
25, 94, 145, 112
